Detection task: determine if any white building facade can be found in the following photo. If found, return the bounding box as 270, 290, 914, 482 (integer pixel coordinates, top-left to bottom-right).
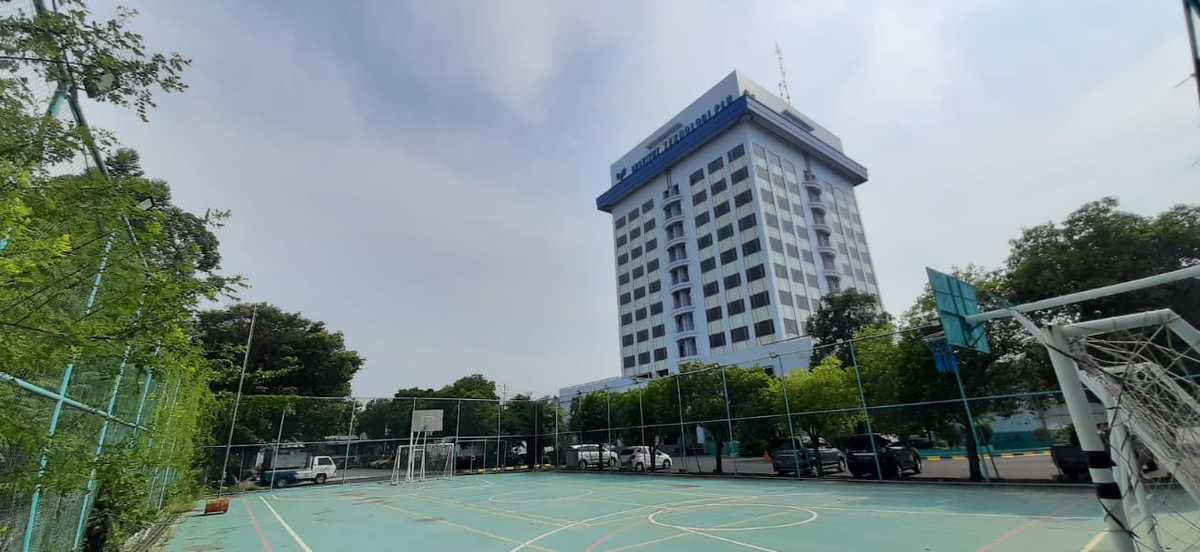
596, 71, 879, 380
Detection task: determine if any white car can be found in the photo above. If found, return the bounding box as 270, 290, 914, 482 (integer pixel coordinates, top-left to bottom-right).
618, 446, 672, 471
571, 444, 618, 469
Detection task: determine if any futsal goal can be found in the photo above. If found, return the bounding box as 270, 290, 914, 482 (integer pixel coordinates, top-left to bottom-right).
390, 409, 454, 484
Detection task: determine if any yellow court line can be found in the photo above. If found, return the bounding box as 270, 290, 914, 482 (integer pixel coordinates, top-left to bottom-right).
1081, 530, 1107, 551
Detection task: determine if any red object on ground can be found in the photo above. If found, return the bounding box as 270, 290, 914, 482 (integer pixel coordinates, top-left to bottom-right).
204, 498, 230, 515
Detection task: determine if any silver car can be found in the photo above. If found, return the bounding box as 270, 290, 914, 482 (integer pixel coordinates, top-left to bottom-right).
618, 446, 673, 471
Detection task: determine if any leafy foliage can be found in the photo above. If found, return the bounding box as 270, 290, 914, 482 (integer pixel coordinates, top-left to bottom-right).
198, 303, 363, 397
807, 289, 891, 365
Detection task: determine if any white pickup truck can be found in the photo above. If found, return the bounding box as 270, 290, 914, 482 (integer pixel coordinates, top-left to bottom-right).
258, 451, 336, 488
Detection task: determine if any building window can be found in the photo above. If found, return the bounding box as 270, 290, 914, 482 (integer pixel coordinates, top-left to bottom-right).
648, 279, 661, 293
714, 201, 731, 218
795, 294, 809, 310
645, 238, 657, 252
706, 306, 723, 321
633, 266, 646, 279
619, 272, 630, 285
734, 189, 752, 207
746, 264, 766, 281
742, 238, 761, 256
720, 247, 738, 265
723, 273, 741, 289
621, 313, 633, 325
717, 224, 734, 240
738, 213, 756, 231
629, 227, 641, 240
616, 235, 627, 247
731, 326, 750, 343
711, 178, 727, 196
637, 329, 649, 342
646, 259, 660, 272
761, 189, 775, 206
791, 268, 805, 283
786, 244, 800, 259
727, 299, 746, 315
709, 332, 726, 348
708, 157, 725, 173
727, 144, 745, 163
677, 337, 697, 358
700, 257, 716, 273
623, 355, 635, 368
643, 218, 656, 232
622, 334, 634, 346
618, 253, 628, 266
697, 234, 713, 249
695, 212, 710, 227
675, 312, 694, 332
765, 212, 780, 228
670, 266, 690, 285
690, 169, 705, 185
650, 302, 663, 315
628, 209, 639, 221
672, 289, 692, 309
638, 351, 651, 365
634, 286, 646, 299
703, 281, 720, 297
652, 324, 665, 338
636, 307, 647, 320
750, 291, 770, 308
779, 291, 793, 306
754, 319, 776, 337
620, 292, 631, 305
642, 199, 654, 213
630, 246, 642, 259
773, 264, 788, 278
667, 244, 686, 263
654, 347, 668, 361
693, 190, 707, 206
784, 318, 800, 335
615, 216, 626, 229
769, 238, 784, 253
731, 166, 749, 184
806, 273, 819, 287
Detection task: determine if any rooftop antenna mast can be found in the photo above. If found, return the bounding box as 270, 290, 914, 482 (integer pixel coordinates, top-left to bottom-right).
775, 42, 793, 106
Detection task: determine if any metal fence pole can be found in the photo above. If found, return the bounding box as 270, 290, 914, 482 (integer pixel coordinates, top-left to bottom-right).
847, 342, 883, 480
23, 235, 114, 552
495, 398, 502, 471
776, 354, 801, 479
554, 396, 560, 469
341, 399, 356, 484
268, 406, 287, 491
453, 400, 462, 474
719, 365, 737, 476
952, 364, 991, 482
605, 384, 613, 451
674, 373, 687, 472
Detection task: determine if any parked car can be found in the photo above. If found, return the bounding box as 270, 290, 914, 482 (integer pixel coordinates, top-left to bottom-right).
570, 443, 618, 469
771, 436, 845, 476
845, 434, 921, 479
258, 452, 337, 488
618, 446, 673, 471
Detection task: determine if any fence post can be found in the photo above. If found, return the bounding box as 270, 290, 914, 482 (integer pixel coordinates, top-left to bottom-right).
847, 341, 883, 480
23, 235, 114, 552
268, 406, 287, 491
495, 398, 502, 471
605, 384, 613, 450
776, 354, 800, 478
719, 365, 737, 476
341, 399, 356, 484
554, 396, 560, 469
218, 306, 259, 497
674, 373, 687, 472
453, 400, 462, 473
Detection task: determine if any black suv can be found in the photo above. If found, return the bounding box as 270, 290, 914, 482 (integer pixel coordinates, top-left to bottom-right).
846, 434, 922, 479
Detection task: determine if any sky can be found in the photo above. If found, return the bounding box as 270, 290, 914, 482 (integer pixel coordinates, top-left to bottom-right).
77, 1, 1199, 399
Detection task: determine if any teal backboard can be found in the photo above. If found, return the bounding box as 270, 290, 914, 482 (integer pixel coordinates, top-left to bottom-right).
926, 268, 990, 354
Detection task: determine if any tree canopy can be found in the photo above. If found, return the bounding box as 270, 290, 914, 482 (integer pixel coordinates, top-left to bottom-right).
198, 302, 364, 397
806, 289, 891, 365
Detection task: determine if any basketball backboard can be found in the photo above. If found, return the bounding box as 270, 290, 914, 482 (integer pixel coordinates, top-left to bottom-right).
411, 409, 444, 433
926, 268, 990, 354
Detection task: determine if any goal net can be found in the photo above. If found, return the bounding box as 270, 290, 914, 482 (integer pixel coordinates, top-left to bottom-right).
1067, 309, 1200, 551
391, 443, 454, 484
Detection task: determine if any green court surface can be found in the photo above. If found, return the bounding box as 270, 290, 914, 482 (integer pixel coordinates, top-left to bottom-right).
167, 472, 1128, 551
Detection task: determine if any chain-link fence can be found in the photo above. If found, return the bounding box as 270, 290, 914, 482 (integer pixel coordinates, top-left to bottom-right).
205, 330, 1090, 494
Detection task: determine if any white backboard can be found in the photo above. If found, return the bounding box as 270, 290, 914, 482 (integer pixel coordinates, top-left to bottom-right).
411, 409, 443, 432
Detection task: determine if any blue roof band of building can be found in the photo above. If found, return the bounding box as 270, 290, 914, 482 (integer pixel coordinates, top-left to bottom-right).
596, 93, 869, 213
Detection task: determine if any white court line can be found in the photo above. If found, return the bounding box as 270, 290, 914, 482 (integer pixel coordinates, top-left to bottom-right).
259, 496, 314, 552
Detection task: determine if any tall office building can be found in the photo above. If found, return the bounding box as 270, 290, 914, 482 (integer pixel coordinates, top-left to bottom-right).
596, 71, 879, 379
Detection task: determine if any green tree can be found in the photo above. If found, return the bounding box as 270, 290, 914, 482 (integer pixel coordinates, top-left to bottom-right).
197, 302, 364, 397
1006, 197, 1200, 324
674, 363, 773, 474
807, 289, 892, 365
773, 356, 860, 475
